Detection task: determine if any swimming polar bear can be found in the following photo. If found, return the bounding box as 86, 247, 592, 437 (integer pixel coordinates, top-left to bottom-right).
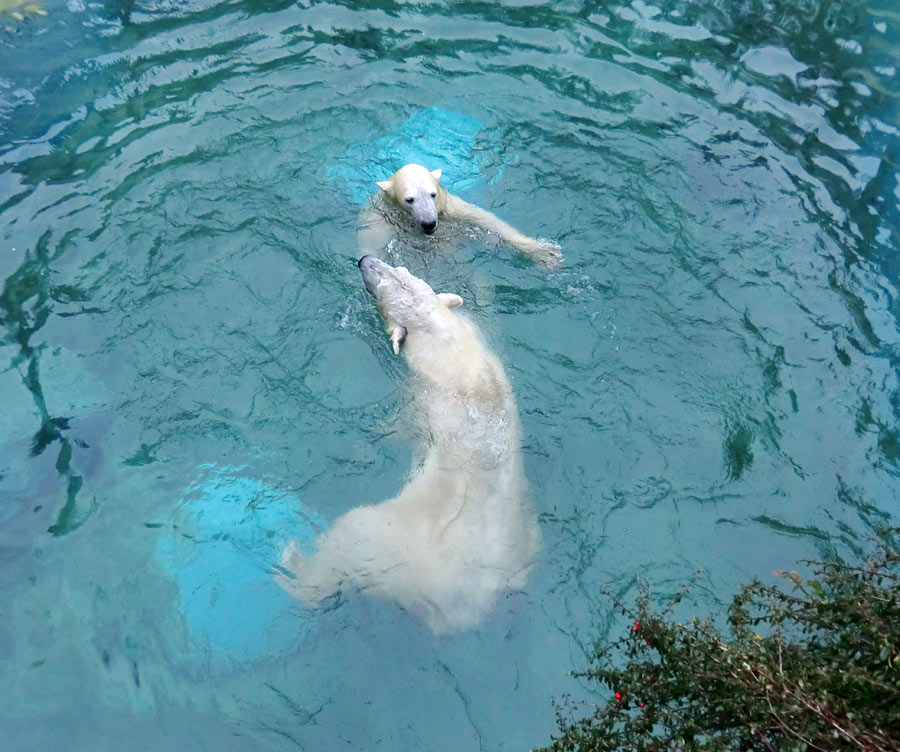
277, 257, 541, 634
359, 163, 562, 268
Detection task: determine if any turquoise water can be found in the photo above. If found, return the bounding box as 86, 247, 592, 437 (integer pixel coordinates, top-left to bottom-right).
2, 1, 899, 749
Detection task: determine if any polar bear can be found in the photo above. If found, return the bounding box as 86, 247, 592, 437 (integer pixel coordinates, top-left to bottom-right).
358, 163, 562, 268
277, 257, 541, 634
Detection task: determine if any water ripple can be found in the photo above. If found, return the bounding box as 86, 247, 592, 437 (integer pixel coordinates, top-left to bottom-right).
1, 1, 899, 750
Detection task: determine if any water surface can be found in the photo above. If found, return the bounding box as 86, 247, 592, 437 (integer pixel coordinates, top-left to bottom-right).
1, 1, 899, 750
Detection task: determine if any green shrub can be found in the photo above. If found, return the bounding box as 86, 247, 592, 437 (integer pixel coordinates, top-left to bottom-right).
542, 533, 899, 751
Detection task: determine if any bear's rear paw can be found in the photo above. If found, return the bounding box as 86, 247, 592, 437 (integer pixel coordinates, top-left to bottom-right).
276, 542, 331, 606
279, 541, 303, 571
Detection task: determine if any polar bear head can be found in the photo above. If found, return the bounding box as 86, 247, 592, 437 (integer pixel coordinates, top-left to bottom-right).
376, 163, 447, 235
358, 255, 463, 355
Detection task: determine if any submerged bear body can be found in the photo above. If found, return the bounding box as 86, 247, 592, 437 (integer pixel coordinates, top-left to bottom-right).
277, 258, 540, 633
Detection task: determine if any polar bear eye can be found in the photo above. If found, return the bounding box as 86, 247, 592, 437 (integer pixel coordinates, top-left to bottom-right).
405, 197, 415, 204
430, 192, 437, 198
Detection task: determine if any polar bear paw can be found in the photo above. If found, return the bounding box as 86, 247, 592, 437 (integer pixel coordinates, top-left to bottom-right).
525, 239, 563, 269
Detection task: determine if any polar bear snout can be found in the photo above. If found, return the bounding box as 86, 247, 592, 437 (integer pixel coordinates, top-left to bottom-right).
409, 194, 438, 234
358, 255, 383, 296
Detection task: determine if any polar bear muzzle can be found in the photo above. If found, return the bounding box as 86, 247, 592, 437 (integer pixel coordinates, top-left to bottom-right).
357, 255, 383, 296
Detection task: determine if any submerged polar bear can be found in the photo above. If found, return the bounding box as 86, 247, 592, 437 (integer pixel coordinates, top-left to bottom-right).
277, 257, 541, 634
359, 163, 562, 268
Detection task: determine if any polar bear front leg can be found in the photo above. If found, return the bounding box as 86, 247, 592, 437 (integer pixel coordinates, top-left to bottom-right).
443, 193, 562, 268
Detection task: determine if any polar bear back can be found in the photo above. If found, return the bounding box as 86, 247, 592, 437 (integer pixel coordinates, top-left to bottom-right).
278, 260, 540, 634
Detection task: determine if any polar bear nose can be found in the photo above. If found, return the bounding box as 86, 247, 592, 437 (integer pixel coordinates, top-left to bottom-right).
421, 221, 436, 234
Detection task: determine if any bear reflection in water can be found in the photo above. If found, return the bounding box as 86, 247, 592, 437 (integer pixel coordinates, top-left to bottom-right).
277, 257, 540, 634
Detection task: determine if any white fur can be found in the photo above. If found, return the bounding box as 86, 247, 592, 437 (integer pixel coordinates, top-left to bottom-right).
360, 163, 562, 268
277, 258, 541, 634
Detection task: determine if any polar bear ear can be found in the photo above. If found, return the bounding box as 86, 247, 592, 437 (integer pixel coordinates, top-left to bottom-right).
376, 179, 393, 192
390, 325, 408, 355
437, 293, 463, 308
430, 169, 442, 182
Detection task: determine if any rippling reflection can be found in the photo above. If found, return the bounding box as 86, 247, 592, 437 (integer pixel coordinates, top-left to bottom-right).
1, 1, 898, 750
